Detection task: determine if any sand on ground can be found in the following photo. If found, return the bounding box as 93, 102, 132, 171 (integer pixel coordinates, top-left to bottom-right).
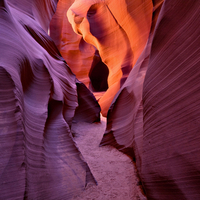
71, 116, 147, 200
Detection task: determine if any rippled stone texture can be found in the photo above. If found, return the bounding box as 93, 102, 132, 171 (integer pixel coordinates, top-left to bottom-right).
0, 0, 98, 199
101, 0, 163, 178
65, 0, 153, 116
2, 0, 200, 199
142, 0, 200, 199
102, 0, 200, 199
50, 0, 96, 88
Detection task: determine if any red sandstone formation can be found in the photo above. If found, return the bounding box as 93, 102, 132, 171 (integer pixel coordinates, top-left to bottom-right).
0, 0, 99, 199
2, 0, 200, 199
100, 0, 163, 178
50, 0, 96, 88
102, 0, 200, 199
142, 1, 200, 199
64, 0, 153, 116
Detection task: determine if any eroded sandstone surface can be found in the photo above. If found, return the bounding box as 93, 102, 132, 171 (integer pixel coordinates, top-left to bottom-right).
1, 0, 200, 199
0, 0, 99, 199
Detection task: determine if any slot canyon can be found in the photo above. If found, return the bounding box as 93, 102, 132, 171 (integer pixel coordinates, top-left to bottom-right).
1, 0, 200, 199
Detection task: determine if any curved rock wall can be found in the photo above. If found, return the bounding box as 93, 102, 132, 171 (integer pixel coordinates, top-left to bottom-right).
142, 0, 200, 199
2, 0, 200, 199
102, 0, 200, 199
0, 0, 98, 199
50, 0, 96, 88
51, 0, 153, 116
100, 0, 163, 178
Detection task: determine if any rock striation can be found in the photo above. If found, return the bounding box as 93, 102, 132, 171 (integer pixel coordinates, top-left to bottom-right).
58, 0, 153, 116
0, 0, 99, 199
101, 0, 200, 199
2, 0, 200, 199
50, 0, 96, 88
142, 0, 200, 199
101, 0, 163, 178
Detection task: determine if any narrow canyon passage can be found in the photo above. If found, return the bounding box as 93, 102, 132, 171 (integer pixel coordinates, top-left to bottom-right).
71, 116, 146, 200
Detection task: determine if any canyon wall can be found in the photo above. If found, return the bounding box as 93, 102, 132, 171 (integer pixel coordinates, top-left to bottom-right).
101, 0, 200, 199
0, 0, 99, 199
1, 0, 200, 199
52, 0, 153, 116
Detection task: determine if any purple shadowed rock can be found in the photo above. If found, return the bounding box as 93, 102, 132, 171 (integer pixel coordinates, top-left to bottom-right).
0, 0, 99, 199
101, 0, 200, 199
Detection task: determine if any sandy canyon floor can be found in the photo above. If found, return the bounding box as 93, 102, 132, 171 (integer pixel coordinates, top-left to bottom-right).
71, 116, 147, 200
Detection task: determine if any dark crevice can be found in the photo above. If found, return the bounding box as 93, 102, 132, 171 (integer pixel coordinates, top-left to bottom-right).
89, 50, 109, 92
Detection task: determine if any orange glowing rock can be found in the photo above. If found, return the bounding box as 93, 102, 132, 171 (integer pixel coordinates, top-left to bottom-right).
54, 0, 153, 116
50, 0, 96, 87
102, 0, 200, 199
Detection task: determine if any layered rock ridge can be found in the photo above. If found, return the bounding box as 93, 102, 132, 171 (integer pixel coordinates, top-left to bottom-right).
0, 0, 99, 199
